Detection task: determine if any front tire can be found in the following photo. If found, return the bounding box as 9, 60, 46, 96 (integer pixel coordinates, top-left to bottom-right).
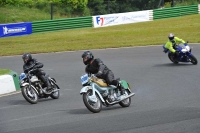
83, 90, 102, 113
119, 90, 131, 107
21, 85, 38, 104
190, 55, 198, 65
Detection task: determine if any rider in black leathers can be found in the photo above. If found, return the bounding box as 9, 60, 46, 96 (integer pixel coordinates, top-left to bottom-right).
81, 51, 125, 95
22, 53, 52, 91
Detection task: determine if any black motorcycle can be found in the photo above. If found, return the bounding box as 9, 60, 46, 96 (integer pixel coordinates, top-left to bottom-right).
19, 69, 60, 104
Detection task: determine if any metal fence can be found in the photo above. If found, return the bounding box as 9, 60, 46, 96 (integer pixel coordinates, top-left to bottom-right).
32, 16, 92, 33
153, 4, 199, 20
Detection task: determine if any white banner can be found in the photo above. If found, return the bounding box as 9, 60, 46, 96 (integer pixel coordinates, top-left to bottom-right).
93, 10, 150, 28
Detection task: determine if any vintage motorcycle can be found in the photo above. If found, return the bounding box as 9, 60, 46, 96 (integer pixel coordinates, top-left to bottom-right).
80, 74, 135, 113
163, 43, 198, 65
19, 69, 60, 104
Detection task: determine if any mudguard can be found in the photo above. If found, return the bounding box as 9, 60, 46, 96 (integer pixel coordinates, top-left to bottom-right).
120, 80, 132, 93
21, 83, 39, 95
49, 78, 60, 89
80, 86, 105, 103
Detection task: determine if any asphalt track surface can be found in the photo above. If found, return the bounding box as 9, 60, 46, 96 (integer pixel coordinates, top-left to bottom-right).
0, 44, 200, 133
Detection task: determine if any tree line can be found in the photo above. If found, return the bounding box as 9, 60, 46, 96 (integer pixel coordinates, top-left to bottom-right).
0, 0, 198, 16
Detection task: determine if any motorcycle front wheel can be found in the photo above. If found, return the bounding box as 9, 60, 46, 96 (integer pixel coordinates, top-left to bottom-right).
190, 55, 198, 65
21, 85, 38, 104
83, 90, 102, 113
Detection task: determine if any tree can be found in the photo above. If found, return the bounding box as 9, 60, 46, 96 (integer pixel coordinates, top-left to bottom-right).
87, 0, 107, 15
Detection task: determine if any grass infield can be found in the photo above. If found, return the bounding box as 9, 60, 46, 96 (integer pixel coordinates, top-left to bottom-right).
0, 14, 199, 56
0, 69, 11, 75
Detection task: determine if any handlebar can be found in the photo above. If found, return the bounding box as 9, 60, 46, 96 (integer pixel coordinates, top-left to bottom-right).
27, 68, 38, 75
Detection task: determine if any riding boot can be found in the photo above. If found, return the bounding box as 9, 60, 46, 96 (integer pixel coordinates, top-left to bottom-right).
117, 83, 125, 95
40, 75, 52, 91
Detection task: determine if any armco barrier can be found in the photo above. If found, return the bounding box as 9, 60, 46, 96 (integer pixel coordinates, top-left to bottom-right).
0, 71, 20, 95
153, 5, 198, 20
9, 71, 20, 91
149, 10, 153, 20
32, 16, 92, 33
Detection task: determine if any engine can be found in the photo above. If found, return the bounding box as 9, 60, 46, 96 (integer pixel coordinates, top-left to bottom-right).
107, 93, 117, 102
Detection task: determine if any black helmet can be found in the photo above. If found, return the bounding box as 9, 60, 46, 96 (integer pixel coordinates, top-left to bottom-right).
82, 51, 94, 65
168, 33, 174, 41
22, 53, 32, 64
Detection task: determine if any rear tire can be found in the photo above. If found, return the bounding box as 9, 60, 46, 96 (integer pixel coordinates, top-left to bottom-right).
190, 55, 198, 65
50, 83, 60, 99
21, 85, 38, 104
168, 53, 178, 64
119, 90, 131, 107
83, 90, 102, 113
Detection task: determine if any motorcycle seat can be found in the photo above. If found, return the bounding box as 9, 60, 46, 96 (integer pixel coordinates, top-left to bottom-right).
91, 78, 108, 87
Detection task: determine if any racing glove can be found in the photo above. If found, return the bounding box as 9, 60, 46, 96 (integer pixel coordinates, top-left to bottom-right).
174, 50, 180, 56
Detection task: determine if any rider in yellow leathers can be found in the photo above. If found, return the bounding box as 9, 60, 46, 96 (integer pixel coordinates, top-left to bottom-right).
164, 33, 186, 60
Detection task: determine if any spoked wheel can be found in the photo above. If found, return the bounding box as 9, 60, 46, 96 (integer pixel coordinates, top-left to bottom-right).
83, 90, 102, 113
21, 85, 38, 104
168, 53, 178, 64
190, 55, 198, 65
50, 83, 60, 99
119, 90, 131, 107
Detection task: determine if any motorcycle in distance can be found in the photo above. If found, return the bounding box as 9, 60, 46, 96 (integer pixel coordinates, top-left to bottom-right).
80, 74, 135, 113
19, 69, 60, 104
162, 42, 198, 65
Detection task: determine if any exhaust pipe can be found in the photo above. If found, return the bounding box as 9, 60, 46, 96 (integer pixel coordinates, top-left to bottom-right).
106, 93, 135, 105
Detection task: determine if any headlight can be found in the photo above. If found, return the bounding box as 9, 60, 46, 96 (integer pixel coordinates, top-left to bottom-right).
185, 46, 190, 51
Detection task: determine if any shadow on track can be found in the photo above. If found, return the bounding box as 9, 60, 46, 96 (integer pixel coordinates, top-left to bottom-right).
102, 105, 122, 111
68, 105, 123, 114
68, 108, 92, 114
153, 63, 194, 67
7, 99, 30, 105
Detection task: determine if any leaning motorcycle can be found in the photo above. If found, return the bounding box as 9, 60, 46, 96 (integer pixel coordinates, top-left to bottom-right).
163, 43, 198, 65
19, 69, 60, 104
80, 74, 135, 113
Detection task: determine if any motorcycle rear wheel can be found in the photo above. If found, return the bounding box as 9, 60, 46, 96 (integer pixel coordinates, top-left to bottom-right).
168, 53, 178, 64
21, 85, 38, 104
50, 83, 60, 99
119, 90, 131, 107
83, 90, 102, 113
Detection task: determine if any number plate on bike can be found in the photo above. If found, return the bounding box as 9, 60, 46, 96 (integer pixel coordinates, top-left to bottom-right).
80, 74, 89, 85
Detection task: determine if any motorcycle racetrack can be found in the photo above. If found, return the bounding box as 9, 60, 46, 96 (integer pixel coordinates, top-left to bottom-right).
0, 44, 200, 133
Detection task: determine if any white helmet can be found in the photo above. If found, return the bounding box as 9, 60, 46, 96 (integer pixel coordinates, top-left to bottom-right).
168, 33, 174, 41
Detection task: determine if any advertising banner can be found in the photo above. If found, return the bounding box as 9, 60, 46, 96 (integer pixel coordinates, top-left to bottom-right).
93, 10, 150, 28
0, 22, 32, 38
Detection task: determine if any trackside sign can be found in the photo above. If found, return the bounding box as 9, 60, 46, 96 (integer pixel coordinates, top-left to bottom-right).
93, 10, 150, 28
0, 22, 32, 38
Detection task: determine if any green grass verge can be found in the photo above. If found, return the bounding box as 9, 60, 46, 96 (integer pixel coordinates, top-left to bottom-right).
0, 5, 63, 24
0, 14, 199, 56
0, 69, 11, 75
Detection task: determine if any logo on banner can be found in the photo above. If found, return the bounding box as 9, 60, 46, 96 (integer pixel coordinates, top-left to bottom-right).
3, 26, 27, 35
96, 16, 104, 26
